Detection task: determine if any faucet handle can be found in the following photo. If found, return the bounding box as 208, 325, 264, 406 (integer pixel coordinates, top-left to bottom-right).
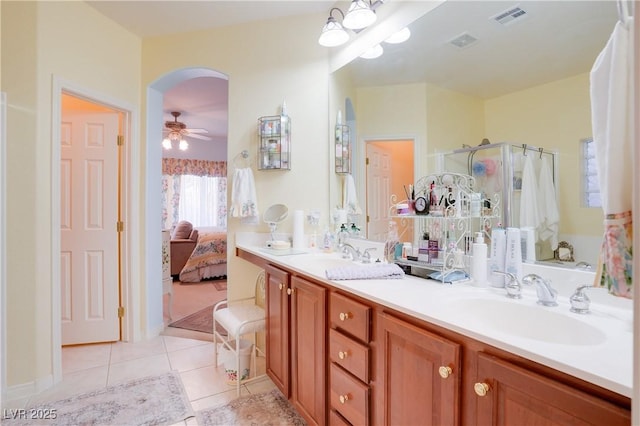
362, 248, 376, 263
570, 285, 591, 314
493, 271, 522, 299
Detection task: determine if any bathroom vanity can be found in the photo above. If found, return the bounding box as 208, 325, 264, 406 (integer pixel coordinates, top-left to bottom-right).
236, 240, 632, 426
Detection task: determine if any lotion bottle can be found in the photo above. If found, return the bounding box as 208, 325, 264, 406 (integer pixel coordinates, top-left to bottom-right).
505, 227, 523, 282
488, 227, 507, 287
471, 232, 488, 287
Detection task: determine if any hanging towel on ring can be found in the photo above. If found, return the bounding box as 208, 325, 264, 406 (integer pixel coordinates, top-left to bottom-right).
343, 174, 362, 215
589, 13, 633, 298
229, 167, 259, 222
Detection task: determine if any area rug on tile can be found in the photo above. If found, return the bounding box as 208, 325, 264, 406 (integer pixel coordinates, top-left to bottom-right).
169, 304, 226, 335
196, 389, 306, 426
213, 280, 227, 291
3, 371, 194, 426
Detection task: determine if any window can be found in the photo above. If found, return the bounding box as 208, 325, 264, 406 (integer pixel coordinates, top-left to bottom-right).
581, 138, 601, 208
178, 175, 226, 228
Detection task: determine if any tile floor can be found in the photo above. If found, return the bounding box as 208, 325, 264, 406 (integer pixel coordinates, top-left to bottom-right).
3, 280, 276, 425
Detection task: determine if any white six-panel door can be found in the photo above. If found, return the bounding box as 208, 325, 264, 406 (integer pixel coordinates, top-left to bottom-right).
366, 143, 392, 241
61, 112, 120, 345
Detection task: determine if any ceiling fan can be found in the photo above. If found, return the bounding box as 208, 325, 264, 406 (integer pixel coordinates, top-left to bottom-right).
163, 111, 211, 148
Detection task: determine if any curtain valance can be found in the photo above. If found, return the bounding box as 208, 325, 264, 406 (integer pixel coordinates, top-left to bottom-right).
162, 158, 227, 177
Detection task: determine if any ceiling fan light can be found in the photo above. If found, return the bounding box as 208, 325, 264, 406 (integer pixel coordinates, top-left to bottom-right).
162, 138, 172, 150
179, 139, 188, 151
343, 0, 376, 30
318, 17, 349, 47
360, 43, 383, 59
385, 27, 411, 44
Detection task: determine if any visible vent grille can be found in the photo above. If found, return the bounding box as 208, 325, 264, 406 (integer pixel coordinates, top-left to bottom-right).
493, 6, 527, 25
449, 33, 478, 49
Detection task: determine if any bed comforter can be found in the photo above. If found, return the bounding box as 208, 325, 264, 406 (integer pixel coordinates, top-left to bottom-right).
179, 232, 227, 283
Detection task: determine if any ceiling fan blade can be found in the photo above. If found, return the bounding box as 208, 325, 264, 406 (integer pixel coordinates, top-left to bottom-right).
187, 133, 212, 141
184, 128, 208, 133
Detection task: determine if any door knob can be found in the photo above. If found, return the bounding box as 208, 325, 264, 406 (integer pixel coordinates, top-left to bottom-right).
338, 350, 349, 360
278, 283, 283, 291
339, 394, 350, 404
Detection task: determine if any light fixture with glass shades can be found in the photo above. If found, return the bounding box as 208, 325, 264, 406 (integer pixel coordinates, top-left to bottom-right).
162, 131, 189, 151
342, 0, 377, 30
384, 27, 411, 44
359, 43, 383, 59
318, 8, 350, 47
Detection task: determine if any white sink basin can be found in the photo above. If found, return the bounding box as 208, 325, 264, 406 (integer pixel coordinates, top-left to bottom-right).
447, 298, 607, 346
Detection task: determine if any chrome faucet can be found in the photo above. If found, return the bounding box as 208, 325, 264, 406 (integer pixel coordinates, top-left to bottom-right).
341, 243, 361, 261
569, 285, 591, 314
522, 274, 558, 307
492, 271, 522, 299
361, 248, 377, 263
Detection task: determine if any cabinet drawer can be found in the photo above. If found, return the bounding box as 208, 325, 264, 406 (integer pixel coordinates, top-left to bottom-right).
329, 328, 370, 383
330, 292, 371, 343
330, 363, 370, 426
329, 409, 351, 426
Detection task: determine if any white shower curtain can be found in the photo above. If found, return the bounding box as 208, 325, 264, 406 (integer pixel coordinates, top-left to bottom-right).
589, 5, 634, 298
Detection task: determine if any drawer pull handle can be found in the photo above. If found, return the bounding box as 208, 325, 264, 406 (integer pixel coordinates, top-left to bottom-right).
339, 394, 351, 404
287, 288, 293, 295
339, 312, 352, 321
474, 382, 490, 397
438, 366, 452, 379
278, 283, 283, 291
338, 350, 349, 360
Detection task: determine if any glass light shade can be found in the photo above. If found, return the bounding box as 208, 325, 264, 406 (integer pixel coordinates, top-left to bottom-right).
360, 44, 383, 59
343, 0, 376, 30
162, 138, 172, 150
318, 17, 349, 47
179, 139, 188, 151
385, 27, 411, 44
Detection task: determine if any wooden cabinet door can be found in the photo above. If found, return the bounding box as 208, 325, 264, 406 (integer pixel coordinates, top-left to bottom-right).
265, 264, 290, 397
291, 276, 327, 426
377, 312, 460, 426
475, 353, 630, 426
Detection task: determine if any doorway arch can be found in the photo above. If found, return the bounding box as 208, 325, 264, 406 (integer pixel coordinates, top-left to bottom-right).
145, 68, 229, 336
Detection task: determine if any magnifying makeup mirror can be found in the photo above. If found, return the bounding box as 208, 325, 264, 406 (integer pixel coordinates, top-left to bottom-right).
264, 204, 289, 249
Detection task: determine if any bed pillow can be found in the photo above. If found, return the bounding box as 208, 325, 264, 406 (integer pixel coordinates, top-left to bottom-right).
172, 221, 193, 240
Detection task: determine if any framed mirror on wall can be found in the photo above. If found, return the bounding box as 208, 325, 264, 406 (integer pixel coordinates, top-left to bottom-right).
328, 0, 618, 266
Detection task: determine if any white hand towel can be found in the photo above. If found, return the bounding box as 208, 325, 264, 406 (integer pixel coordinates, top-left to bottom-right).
343, 174, 362, 215
519, 155, 541, 230
537, 156, 560, 249
229, 168, 259, 220
325, 263, 404, 280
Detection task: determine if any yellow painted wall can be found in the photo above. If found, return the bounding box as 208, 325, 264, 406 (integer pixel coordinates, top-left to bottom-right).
141, 13, 330, 302
1, 1, 141, 389
484, 73, 602, 236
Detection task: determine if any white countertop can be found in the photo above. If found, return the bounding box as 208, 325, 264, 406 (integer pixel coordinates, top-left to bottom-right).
236, 235, 633, 398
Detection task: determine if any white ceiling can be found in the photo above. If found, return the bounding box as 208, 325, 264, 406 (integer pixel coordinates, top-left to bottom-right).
85, 0, 619, 145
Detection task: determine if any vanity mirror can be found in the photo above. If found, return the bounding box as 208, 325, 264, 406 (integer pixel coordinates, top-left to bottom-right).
328, 0, 619, 265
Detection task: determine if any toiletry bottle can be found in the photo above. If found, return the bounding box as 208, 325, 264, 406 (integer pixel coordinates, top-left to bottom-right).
384, 221, 400, 263
488, 227, 507, 287
505, 227, 523, 281
471, 232, 488, 287
337, 224, 349, 247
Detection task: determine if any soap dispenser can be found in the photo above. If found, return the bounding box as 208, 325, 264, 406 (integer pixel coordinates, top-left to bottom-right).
471, 232, 488, 287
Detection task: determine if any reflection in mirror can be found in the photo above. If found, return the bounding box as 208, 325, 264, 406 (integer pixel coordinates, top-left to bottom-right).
328, 1, 618, 266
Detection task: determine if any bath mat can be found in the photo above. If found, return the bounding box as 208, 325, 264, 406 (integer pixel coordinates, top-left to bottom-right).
213, 280, 227, 291
3, 371, 194, 425
169, 305, 226, 335
196, 389, 306, 426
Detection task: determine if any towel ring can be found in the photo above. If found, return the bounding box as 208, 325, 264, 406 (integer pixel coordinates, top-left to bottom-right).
233, 150, 251, 168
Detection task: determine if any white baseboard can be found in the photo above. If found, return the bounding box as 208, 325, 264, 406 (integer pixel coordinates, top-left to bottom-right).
4, 372, 53, 404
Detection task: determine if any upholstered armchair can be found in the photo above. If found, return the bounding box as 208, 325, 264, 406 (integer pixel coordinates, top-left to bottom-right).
170, 221, 199, 276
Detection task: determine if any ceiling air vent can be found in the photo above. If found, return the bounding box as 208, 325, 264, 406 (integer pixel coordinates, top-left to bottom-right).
492, 5, 527, 26
448, 32, 478, 49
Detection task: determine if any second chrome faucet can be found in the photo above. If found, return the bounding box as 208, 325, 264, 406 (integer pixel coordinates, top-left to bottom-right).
493, 271, 558, 306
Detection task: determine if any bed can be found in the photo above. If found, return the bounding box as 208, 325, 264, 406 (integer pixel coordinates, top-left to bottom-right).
179, 229, 227, 283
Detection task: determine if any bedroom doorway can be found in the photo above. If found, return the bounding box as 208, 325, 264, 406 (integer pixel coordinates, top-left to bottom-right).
159, 73, 230, 335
